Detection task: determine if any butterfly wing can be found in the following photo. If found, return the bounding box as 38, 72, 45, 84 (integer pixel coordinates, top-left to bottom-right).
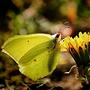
19, 40, 60, 80
2, 34, 52, 63
2, 34, 60, 81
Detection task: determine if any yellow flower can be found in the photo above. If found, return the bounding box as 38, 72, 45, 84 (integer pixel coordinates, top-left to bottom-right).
60, 32, 90, 67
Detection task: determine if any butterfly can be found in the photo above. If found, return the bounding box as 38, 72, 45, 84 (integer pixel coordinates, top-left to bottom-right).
2, 33, 61, 81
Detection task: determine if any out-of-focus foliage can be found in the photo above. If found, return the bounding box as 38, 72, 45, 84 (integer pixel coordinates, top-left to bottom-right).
0, 0, 90, 35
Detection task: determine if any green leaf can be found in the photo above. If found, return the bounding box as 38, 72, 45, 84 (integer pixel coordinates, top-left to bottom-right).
2, 34, 61, 81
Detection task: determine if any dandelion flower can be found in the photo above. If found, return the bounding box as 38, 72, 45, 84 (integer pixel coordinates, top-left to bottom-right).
60, 32, 90, 67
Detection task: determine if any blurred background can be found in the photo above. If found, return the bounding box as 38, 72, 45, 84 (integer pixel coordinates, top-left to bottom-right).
0, 0, 90, 89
